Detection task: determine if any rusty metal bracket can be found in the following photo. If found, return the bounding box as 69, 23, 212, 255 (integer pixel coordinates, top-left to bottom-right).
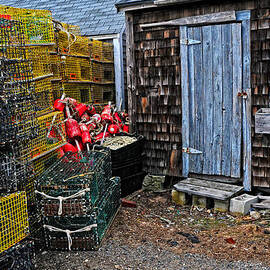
180, 39, 201, 45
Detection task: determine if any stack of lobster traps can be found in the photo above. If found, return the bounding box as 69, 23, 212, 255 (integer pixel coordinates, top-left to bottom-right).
50, 22, 115, 105
36, 147, 121, 251
0, 5, 66, 258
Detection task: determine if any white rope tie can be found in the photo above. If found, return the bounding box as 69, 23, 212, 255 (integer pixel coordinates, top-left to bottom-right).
35, 188, 90, 215
44, 224, 97, 250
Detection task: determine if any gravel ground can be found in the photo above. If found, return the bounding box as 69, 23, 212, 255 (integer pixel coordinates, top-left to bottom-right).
36, 240, 270, 270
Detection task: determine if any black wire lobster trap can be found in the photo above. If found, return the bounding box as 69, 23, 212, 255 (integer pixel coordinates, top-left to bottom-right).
0, 152, 33, 192
0, 240, 35, 270
36, 147, 112, 217
43, 176, 121, 251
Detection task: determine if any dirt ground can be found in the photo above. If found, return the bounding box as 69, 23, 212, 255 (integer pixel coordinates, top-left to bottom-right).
110, 190, 270, 264
37, 190, 270, 269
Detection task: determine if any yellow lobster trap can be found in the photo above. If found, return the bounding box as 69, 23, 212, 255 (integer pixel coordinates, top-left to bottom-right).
25, 46, 51, 78
91, 83, 115, 103
15, 111, 66, 161
51, 81, 64, 101
50, 53, 62, 80
0, 5, 55, 45
63, 82, 92, 104
91, 62, 114, 84
0, 191, 29, 253
57, 30, 89, 57
89, 40, 114, 63
62, 56, 91, 81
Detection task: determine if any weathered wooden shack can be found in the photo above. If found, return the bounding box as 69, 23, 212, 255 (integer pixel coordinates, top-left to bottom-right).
116, 0, 270, 190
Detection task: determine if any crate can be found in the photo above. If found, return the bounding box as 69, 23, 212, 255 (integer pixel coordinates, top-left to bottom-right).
112, 160, 143, 179
14, 111, 66, 161
0, 191, 29, 253
91, 62, 114, 83
63, 82, 92, 103
57, 30, 89, 57
121, 172, 146, 198
91, 83, 115, 103
0, 5, 55, 45
37, 149, 112, 217
0, 240, 35, 270
43, 176, 120, 251
62, 56, 91, 81
89, 40, 114, 63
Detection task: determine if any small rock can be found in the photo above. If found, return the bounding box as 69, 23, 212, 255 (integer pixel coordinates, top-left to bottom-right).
167, 240, 178, 247
115, 265, 121, 269
250, 211, 261, 220
259, 220, 268, 225
264, 228, 270, 234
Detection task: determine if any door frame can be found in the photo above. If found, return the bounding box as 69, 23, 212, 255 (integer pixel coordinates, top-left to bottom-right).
180, 10, 251, 191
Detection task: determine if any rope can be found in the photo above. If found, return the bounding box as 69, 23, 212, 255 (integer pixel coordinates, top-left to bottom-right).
44, 224, 97, 250
35, 188, 90, 215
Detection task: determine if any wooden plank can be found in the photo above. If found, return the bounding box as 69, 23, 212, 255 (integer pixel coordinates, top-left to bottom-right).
202, 25, 213, 175
113, 36, 125, 110
241, 15, 252, 191
174, 183, 237, 201
181, 178, 243, 193
140, 11, 236, 28
212, 24, 223, 175
187, 27, 196, 173
192, 26, 204, 174
231, 23, 242, 178
221, 24, 233, 177
180, 26, 189, 177
125, 13, 136, 132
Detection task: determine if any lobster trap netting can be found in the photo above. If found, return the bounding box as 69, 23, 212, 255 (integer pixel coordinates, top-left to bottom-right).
13, 111, 66, 161
37, 148, 112, 217
56, 30, 89, 57
0, 191, 29, 253
62, 55, 91, 81
0, 5, 55, 45
89, 40, 114, 63
91, 62, 114, 83
0, 152, 33, 192
63, 82, 92, 103
0, 240, 35, 270
43, 176, 120, 251
51, 81, 64, 101
91, 83, 115, 103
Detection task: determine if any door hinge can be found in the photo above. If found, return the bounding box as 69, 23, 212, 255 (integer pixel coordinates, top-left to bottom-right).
182, 147, 202, 154
180, 39, 201, 45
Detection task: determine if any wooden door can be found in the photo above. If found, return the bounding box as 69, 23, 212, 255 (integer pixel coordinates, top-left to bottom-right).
180, 23, 243, 179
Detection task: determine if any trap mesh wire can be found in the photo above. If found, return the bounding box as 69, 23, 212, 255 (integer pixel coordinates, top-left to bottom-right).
0, 240, 35, 270
50, 53, 62, 80
91, 83, 115, 103
0, 191, 29, 253
0, 152, 33, 192
51, 81, 64, 101
13, 111, 66, 161
57, 30, 89, 57
91, 62, 114, 83
62, 55, 91, 81
0, 18, 39, 144
63, 82, 92, 103
89, 40, 114, 63
43, 176, 120, 251
37, 148, 112, 217
0, 5, 55, 45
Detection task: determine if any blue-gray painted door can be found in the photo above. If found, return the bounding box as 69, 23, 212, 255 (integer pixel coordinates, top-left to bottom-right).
181, 23, 242, 178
